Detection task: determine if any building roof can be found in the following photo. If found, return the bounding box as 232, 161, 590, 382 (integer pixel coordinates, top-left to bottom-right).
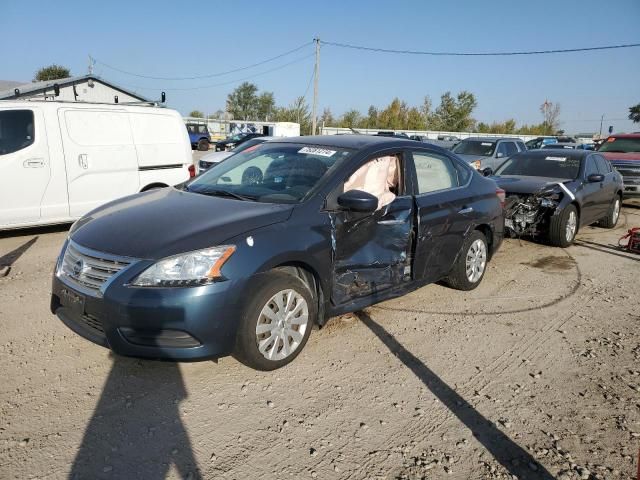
0, 74, 150, 102
0, 80, 25, 91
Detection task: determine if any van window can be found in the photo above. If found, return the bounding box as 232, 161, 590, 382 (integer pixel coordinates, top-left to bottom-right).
64, 110, 132, 146
0, 110, 35, 155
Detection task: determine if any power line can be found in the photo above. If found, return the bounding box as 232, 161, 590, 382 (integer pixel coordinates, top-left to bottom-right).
320, 40, 640, 56
119, 53, 315, 92
94, 41, 313, 80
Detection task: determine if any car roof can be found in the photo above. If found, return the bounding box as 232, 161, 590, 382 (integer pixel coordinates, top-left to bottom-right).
607, 133, 640, 139
463, 137, 522, 142
272, 134, 420, 149
519, 149, 589, 159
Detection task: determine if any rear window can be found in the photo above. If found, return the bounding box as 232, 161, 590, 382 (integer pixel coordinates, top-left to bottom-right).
453, 140, 496, 157
495, 153, 581, 179
0, 109, 35, 155
598, 137, 640, 153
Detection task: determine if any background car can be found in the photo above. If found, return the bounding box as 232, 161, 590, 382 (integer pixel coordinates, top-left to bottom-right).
52, 135, 504, 370
186, 123, 211, 151
215, 132, 264, 151
492, 149, 623, 246
525, 137, 558, 150
597, 133, 640, 196
452, 137, 526, 170
197, 137, 274, 174
541, 142, 579, 150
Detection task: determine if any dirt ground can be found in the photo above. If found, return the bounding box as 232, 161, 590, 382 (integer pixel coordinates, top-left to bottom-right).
1, 195, 639, 479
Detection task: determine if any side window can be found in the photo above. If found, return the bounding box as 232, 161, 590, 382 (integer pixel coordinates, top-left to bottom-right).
504, 142, 519, 156
517, 141, 526, 152
585, 156, 599, 177
0, 109, 35, 155
594, 154, 611, 174
412, 151, 458, 194
453, 160, 472, 185
496, 142, 509, 157
344, 154, 400, 210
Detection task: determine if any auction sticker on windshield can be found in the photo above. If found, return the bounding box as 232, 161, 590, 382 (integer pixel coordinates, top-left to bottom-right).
544, 156, 567, 162
298, 147, 336, 157
481, 142, 493, 146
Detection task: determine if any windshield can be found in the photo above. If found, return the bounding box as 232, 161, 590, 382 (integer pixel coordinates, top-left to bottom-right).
598, 137, 640, 153
453, 140, 496, 156
187, 143, 354, 203
495, 153, 581, 179
230, 137, 266, 153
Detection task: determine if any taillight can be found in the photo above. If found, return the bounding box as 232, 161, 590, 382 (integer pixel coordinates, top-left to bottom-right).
188, 164, 196, 178
496, 188, 506, 208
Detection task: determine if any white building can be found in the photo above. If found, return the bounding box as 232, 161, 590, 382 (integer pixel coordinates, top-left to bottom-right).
0, 75, 150, 104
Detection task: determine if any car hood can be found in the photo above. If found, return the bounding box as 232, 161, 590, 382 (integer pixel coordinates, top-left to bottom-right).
216, 138, 240, 145
601, 152, 640, 161
455, 153, 490, 163
200, 151, 233, 163
70, 187, 294, 259
492, 175, 574, 195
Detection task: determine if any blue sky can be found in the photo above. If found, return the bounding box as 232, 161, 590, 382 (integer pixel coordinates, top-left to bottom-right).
2, 0, 639, 134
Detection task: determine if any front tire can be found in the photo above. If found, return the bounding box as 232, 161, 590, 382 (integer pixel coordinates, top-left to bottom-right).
443, 230, 488, 291
599, 195, 621, 229
197, 138, 209, 151
549, 204, 578, 247
233, 271, 316, 370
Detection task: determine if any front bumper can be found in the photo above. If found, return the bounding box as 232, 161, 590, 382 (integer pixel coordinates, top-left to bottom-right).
51, 266, 245, 361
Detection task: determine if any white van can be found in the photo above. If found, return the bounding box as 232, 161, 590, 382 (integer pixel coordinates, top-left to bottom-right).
0, 101, 193, 230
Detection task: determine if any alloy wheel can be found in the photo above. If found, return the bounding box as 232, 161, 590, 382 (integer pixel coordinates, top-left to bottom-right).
566, 210, 577, 242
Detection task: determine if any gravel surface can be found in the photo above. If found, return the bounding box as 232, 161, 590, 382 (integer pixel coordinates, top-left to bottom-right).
1, 198, 639, 479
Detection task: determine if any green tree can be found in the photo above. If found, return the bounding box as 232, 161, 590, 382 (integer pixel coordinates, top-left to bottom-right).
366, 105, 378, 129
34, 64, 71, 82
274, 96, 312, 134
189, 110, 204, 118
226, 82, 259, 120
338, 109, 363, 129
378, 98, 411, 130
629, 103, 640, 123
256, 92, 275, 121
431, 91, 477, 131
407, 107, 425, 130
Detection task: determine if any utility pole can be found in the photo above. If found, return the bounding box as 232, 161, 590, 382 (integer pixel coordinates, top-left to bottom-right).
599, 114, 604, 137
88, 55, 94, 75
311, 38, 320, 135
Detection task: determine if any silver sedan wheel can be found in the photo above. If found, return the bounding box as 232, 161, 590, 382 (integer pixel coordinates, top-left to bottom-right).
612, 198, 620, 223
465, 239, 487, 283
566, 210, 577, 242
255, 289, 309, 361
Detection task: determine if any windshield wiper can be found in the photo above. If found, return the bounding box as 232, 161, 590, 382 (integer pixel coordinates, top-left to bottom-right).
197, 189, 256, 201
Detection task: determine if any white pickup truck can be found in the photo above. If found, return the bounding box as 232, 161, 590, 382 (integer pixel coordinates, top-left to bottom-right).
0, 100, 193, 230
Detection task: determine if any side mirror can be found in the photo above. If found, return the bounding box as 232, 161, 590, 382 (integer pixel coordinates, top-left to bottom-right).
481, 167, 493, 177
587, 173, 604, 183
337, 189, 378, 213
496, 152, 504, 158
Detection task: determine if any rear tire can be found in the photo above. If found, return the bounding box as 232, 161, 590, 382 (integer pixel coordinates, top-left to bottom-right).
233, 271, 316, 371
549, 204, 578, 247
599, 195, 621, 229
443, 230, 488, 291
197, 138, 209, 151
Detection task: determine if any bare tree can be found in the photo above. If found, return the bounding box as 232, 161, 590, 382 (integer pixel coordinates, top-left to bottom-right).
540, 100, 561, 135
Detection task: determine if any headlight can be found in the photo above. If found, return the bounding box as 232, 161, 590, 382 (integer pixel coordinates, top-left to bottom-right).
131, 245, 236, 287
473, 159, 482, 170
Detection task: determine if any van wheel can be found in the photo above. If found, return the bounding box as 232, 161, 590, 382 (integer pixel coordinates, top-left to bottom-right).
197, 139, 209, 151
599, 195, 621, 229
549, 204, 578, 247
233, 271, 315, 370
442, 230, 488, 291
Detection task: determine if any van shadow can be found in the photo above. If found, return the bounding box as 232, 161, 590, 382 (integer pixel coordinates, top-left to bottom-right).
0, 236, 38, 276
356, 311, 554, 479
69, 355, 201, 480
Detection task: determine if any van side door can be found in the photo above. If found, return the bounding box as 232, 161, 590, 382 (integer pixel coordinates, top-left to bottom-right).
0, 107, 51, 226
58, 108, 140, 218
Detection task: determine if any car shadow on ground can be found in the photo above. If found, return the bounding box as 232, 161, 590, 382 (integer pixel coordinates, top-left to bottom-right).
356, 310, 555, 479
68, 355, 202, 480
0, 222, 70, 240
0, 236, 38, 277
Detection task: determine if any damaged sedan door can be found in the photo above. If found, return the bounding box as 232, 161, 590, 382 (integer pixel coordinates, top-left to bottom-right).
328, 151, 414, 306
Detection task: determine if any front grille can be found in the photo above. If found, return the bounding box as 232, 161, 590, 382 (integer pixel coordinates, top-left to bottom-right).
611, 162, 640, 181
60, 241, 134, 295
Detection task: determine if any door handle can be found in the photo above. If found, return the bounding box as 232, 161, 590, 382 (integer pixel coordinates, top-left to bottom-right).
78, 154, 88, 169
458, 207, 474, 214
23, 158, 45, 168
